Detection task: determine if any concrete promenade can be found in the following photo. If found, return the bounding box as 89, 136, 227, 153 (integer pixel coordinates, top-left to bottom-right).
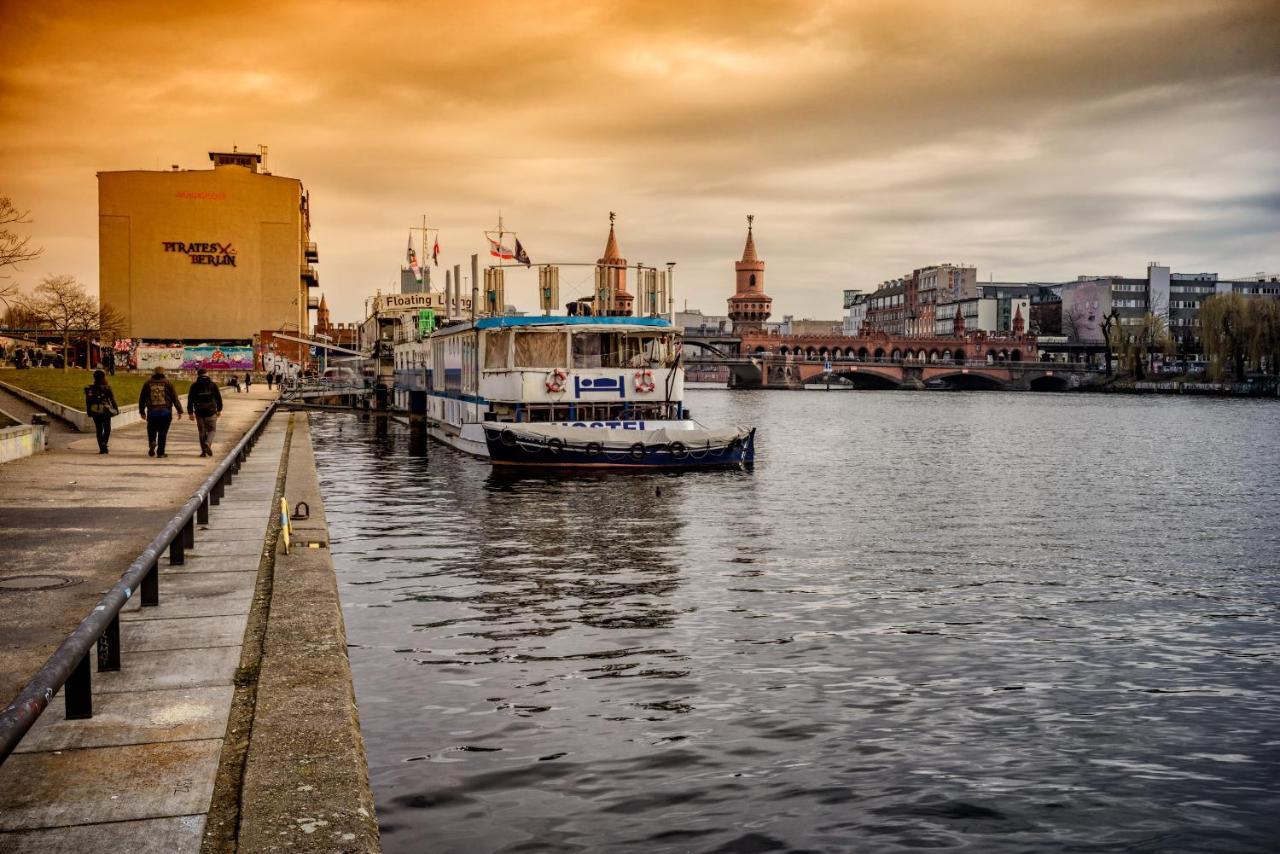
0, 387, 275, 704
0, 399, 378, 851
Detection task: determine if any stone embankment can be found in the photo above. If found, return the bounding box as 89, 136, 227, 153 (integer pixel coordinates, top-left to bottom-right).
0, 394, 377, 852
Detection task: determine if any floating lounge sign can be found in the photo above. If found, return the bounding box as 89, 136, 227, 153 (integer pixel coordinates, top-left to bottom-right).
162, 241, 237, 266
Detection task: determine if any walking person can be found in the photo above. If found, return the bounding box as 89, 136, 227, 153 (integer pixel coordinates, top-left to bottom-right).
244, 371, 253, 391
187, 368, 223, 457
84, 369, 119, 454
138, 366, 183, 457
266, 369, 274, 391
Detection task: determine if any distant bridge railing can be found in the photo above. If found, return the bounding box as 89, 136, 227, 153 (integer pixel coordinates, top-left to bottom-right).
0, 402, 279, 765
687, 354, 1101, 372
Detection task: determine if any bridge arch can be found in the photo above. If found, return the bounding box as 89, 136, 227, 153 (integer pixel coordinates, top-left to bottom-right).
682, 339, 736, 360
933, 371, 1008, 391
873, 347, 886, 361
953, 348, 966, 364
1029, 374, 1070, 392
835, 370, 900, 390
857, 347, 869, 361
929, 348, 941, 363
891, 348, 902, 361
1010, 349, 1022, 362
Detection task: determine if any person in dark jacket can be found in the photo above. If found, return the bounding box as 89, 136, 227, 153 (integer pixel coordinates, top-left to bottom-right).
84, 369, 119, 454
186, 369, 224, 457
138, 367, 183, 457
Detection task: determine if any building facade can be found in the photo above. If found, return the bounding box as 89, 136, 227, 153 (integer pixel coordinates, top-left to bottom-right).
934, 297, 1031, 337
99, 149, 318, 347
401, 266, 432, 294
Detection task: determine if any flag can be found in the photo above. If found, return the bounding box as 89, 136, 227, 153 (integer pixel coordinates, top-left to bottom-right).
432, 236, 440, 266
514, 238, 531, 267
407, 234, 422, 283
488, 236, 514, 260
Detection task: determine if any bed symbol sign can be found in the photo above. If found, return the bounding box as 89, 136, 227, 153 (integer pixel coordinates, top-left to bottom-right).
574, 375, 626, 399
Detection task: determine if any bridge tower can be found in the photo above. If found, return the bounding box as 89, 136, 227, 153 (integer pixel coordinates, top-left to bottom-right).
597, 212, 634, 316
313, 293, 330, 336
727, 215, 771, 331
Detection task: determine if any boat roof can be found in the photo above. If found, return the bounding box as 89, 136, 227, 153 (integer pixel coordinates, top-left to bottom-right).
473, 315, 673, 330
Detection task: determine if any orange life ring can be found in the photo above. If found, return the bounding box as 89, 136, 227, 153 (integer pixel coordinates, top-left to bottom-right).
633, 370, 655, 393
545, 368, 567, 394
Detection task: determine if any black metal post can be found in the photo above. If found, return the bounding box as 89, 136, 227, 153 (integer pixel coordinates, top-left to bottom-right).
169, 531, 185, 566
65, 652, 92, 719
97, 615, 120, 672
211, 477, 223, 505
142, 560, 158, 606
182, 516, 194, 549
197, 494, 209, 525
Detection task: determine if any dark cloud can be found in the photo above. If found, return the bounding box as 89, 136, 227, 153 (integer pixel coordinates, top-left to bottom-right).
0, 0, 1276, 319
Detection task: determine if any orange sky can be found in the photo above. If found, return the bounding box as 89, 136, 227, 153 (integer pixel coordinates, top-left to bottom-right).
1, 0, 1277, 322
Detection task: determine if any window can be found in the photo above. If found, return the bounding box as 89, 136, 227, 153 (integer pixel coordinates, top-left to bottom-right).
484, 330, 511, 369
572, 333, 602, 367
514, 331, 567, 368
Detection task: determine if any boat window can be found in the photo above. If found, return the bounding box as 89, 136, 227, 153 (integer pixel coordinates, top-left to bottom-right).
484, 330, 511, 369
514, 330, 567, 368
572, 333, 603, 368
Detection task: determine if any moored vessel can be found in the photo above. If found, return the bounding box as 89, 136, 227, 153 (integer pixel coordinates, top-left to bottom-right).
391, 214, 756, 469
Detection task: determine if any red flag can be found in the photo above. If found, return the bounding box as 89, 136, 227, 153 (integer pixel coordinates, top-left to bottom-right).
432, 237, 440, 266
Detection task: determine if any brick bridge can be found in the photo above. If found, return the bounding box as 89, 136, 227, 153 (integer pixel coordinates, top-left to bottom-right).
683, 330, 1097, 390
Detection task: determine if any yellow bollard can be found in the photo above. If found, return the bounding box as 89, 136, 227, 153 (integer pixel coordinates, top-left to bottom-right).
280, 497, 291, 554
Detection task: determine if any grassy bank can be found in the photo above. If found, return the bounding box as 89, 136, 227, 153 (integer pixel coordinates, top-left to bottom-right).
0, 368, 192, 412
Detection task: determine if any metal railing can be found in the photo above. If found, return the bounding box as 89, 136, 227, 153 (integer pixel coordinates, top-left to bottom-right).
0, 402, 279, 765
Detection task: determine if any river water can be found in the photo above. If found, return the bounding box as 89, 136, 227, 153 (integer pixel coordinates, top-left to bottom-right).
310, 391, 1280, 853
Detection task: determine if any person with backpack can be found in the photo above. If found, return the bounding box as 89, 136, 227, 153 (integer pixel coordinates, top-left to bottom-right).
138, 366, 183, 457
187, 368, 224, 457
84, 369, 119, 454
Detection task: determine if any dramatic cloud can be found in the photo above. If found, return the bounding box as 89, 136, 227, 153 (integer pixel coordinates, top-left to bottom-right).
1, 0, 1277, 322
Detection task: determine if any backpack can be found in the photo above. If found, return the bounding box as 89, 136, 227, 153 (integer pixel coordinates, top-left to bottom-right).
85, 385, 108, 415
191, 382, 217, 417
148, 381, 169, 408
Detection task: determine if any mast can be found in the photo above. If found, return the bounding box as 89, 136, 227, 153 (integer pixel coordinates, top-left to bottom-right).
408, 215, 438, 291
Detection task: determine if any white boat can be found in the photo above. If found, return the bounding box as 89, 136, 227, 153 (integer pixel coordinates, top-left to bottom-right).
390, 215, 756, 469
397, 315, 754, 468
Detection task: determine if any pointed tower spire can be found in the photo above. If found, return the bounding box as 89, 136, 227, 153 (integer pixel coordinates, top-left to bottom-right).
1012, 303, 1025, 335
601, 210, 622, 262
741, 213, 759, 263
728, 214, 771, 330
596, 211, 633, 316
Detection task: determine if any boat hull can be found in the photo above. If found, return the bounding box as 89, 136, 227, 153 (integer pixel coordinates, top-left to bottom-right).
483, 426, 755, 469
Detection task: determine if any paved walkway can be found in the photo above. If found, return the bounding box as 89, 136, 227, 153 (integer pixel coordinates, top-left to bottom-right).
0, 413, 288, 851
0, 385, 77, 450
0, 387, 275, 705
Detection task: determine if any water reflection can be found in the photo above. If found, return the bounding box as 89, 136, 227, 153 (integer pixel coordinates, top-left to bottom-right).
313, 395, 1280, 854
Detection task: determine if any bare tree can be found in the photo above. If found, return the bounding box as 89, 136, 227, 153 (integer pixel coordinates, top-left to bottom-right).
20, 275, 99, 371
1099, 309, 1119, 376
1, 197, 42, 312
1062, 305, 1087, 343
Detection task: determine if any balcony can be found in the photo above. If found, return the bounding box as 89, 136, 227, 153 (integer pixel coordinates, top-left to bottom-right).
305, 242, 319, 263
307, 295, 321, 311
301, 264, 319, 287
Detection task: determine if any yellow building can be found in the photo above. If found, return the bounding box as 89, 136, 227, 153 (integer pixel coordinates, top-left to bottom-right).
98, 149, 318, 344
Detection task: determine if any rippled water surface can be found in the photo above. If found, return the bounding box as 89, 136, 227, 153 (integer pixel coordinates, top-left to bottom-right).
312, 391, 1280, 853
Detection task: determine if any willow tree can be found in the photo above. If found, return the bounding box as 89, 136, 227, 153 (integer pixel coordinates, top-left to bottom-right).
1199, 293, 1251, 380
1122, 313, 1172, 379
1248, 297, 1280, 375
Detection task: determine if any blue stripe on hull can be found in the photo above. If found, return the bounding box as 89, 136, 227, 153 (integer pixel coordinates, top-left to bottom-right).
484, 429, 755, 469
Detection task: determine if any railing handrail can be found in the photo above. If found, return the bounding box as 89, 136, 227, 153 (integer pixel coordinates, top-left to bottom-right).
0, 401, 279, 764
